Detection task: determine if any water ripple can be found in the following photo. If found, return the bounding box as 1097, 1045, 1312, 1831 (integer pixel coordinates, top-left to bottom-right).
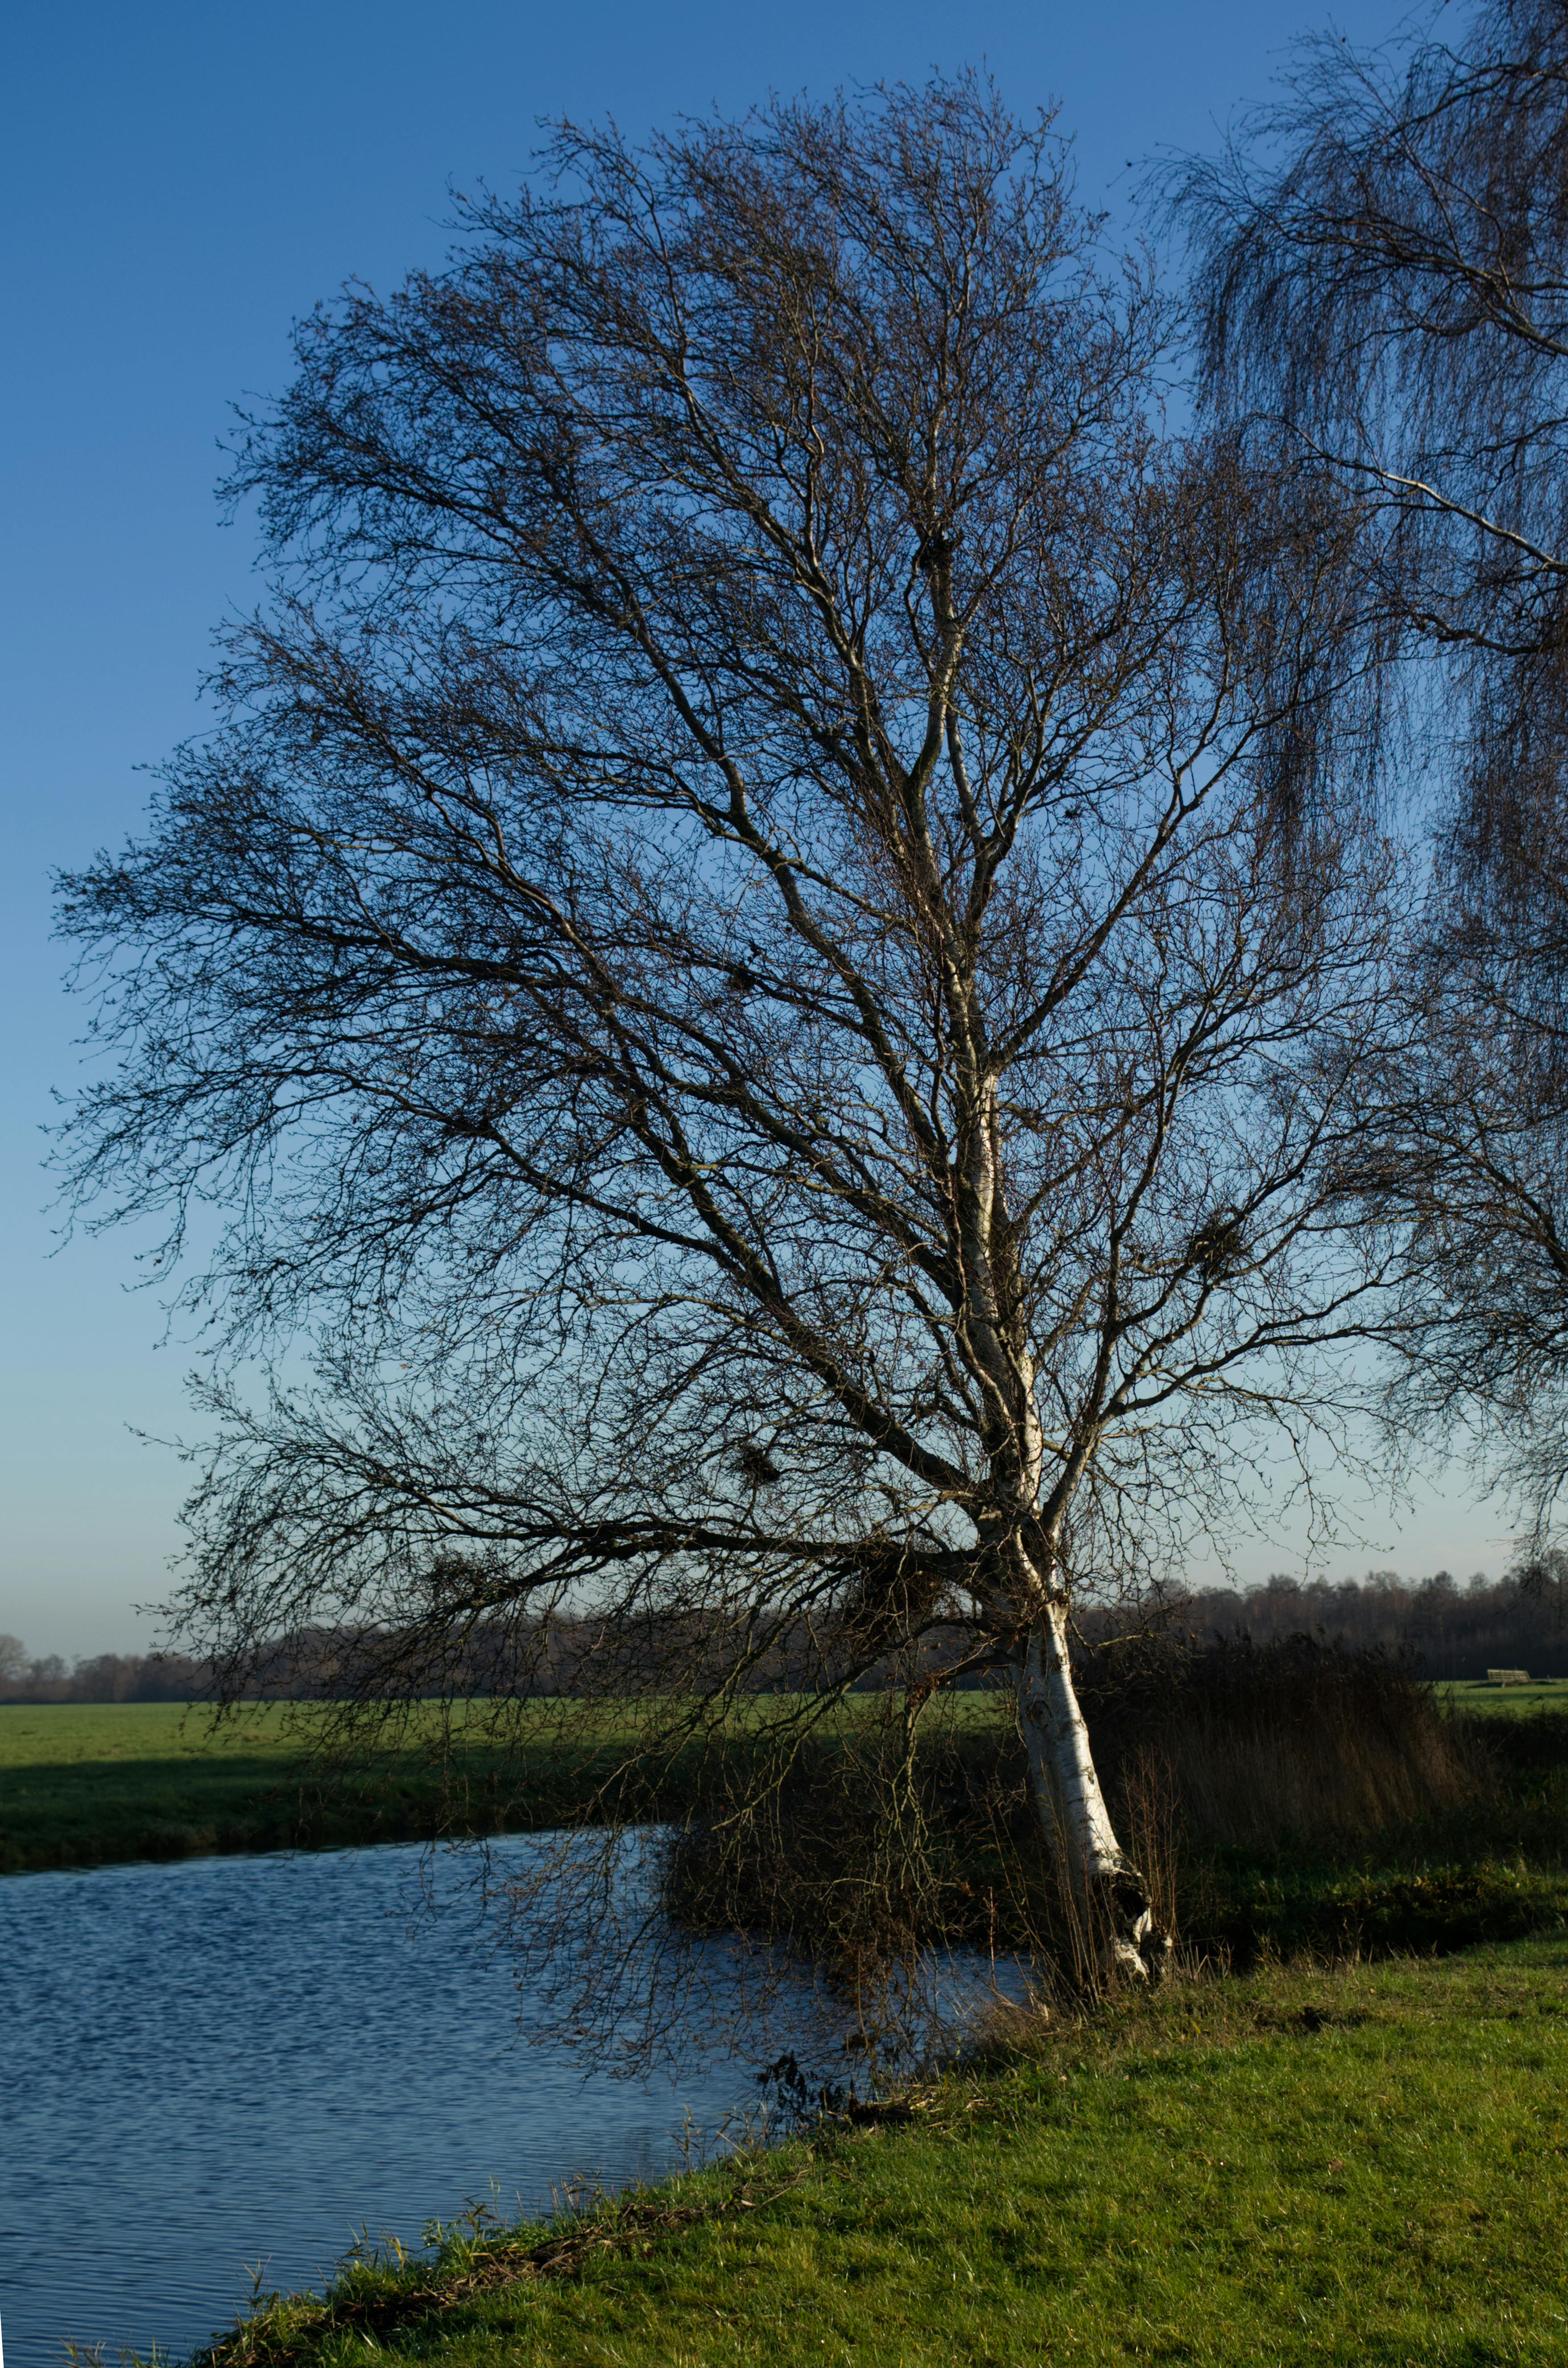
0, 1841, 780, 2364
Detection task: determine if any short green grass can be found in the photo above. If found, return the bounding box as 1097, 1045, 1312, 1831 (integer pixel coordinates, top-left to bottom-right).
0, 1696, 1016, 1874
0, 1701, 312, 1872
1440, 1678, 1568, 1716
196, 1934, 1568, 2368
0, 1700, 624, 1873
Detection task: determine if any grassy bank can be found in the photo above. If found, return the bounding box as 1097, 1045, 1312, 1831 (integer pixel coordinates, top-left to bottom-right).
0, 1701, 644, 1873
191, 1933, 1568, 2367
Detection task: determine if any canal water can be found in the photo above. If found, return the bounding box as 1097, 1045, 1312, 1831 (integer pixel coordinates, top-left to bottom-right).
0, 1840, 827, 2364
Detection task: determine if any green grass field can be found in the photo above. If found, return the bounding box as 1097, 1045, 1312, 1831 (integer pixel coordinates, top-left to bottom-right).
197, 1934, 1568, 2367
1440, 1678, 1568, 1714
0, 1700, 631, 1873
0, 1701, 412, 1873
0, 1695, 1030, 1875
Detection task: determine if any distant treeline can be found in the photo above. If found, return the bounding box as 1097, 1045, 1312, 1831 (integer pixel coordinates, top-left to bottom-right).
1172, 1558, 1568, 1683
0, 1642, 214, 1704
3, 1557, 1565, 1703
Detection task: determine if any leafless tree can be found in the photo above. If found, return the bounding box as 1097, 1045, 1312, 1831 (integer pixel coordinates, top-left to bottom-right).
60, 77, 1409, 1988
1172, 0, 1568, 1531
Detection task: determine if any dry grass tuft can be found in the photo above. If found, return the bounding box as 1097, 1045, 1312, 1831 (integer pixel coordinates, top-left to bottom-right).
1083, 1632, 1491, 1855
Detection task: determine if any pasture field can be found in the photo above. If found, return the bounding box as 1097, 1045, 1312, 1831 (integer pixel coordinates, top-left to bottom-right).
0, 1699, 646, 1873
197, 1933, 1568, 2367
1440, 1677, 1568, 1715
0, 1695, 1025, 1874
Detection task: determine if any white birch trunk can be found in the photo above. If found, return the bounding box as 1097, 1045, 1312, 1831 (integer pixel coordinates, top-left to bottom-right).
1015, 1594, 1170, 1982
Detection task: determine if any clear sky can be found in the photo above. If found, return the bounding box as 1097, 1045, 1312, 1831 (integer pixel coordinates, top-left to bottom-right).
2, 0, 1514, 1660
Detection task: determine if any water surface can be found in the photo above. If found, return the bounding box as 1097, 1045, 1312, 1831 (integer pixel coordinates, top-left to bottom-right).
0, 1840, 805, 2364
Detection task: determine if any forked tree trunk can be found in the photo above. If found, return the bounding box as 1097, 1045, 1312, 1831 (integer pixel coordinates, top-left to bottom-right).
1015, 1597, 1171, 1983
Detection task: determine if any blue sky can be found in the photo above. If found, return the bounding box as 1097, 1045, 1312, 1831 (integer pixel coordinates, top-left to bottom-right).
2, 0, 1512, 1658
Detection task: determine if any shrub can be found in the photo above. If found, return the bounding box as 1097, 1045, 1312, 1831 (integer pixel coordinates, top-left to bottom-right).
662, 1638, 1504, 1993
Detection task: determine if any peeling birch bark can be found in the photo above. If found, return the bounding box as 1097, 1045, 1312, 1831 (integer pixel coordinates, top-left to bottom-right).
1015, 1597, 1171, 1983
